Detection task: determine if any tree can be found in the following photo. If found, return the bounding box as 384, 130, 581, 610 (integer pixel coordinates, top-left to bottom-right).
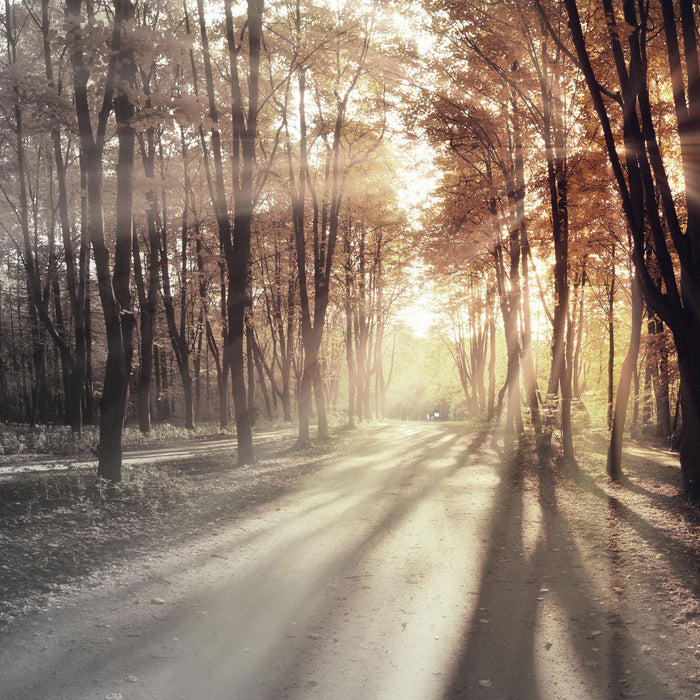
563, 0, 700, 498
282, 0, 381, 444
608, 275, 643, 480
340, 169, 408, 424
195, 0, 264, 463
41, 0, 90, 433
421, 92, 527, 441
67, 0, 137, 481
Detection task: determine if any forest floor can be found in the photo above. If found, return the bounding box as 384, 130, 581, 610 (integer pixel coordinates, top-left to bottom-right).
0, 420, 699, 699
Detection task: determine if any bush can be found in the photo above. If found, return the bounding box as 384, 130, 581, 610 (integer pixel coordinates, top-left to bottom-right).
0, 424, 97, 456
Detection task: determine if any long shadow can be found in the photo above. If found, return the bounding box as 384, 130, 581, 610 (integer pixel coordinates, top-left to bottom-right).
445, 441, 546, 699
446, 435, 678, 699
536, 462, 692, 698
1, 423, 491, 700
565, 462, 700, 601
615, 450, 697, 520
620, 476, 684, 509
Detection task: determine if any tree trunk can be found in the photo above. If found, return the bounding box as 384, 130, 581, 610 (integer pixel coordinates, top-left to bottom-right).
487, 301, 496, 420
572, 276, 586, 398
42, 0, 87, 433
511, 91, 543, 443
288, 9, 368, 443
206, 322, 228, 429
246, 322, 256, 427
288, 61, 313, 447
297, 360, 312, 446
133, 126, 163, 433
607, 274, 615, 430
563, 0, 700, 497
158, 179, 195, 430
197, 0, 259, 463
132, 231, 153, 433
344, 228, 356, 426
228, 280, 255, 461
677, 337, 700, 500
83, 275, 95, 425
251, 335, 273, 420
536, 43, 574, 462
312, 353, 328, 435
104, 0, 137, 477
607, 277, 643, 481
650, 319, 671, 440
162, 349, 172, 419
346, 302, 356, 426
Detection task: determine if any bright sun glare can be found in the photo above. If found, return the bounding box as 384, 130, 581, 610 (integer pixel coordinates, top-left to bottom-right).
398, 263, 437, 337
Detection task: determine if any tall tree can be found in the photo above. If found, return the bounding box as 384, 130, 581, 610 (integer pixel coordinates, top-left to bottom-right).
195, 0, 263, 463
563, 0, 700, 498
608, 275, 643, 480
41, 0, 89, 433
224, 0, 263, 463
67, 0, 136, 481
284, 1, 378, 444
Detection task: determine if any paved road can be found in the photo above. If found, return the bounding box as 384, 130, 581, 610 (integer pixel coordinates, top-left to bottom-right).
0, 423, 688, 698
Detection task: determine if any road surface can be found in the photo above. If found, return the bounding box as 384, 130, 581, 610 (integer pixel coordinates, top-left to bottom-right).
0, 423, 690, 698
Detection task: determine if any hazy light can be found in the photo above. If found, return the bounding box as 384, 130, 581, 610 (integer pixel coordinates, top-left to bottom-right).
397, 263, 438, 337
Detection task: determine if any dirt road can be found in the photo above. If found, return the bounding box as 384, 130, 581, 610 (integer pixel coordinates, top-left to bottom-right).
0, 423, 697, 699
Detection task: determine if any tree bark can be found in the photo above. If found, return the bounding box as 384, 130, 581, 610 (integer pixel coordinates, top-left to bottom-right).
197, 0, 260, 463
511, 88, 543, 443
68, 0, 136, 481
563, 0, 700, 496
132, 230, 153, 433
344, 229, 356, 426
607, 269, 615, 430
223, 0, 263, 464
607, 276, 643, 481
677, 339, 700, 500
246, 321, 257, 427
42, 0, 88, 433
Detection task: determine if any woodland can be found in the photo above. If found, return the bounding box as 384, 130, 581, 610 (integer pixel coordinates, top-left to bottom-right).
0, 0, 699, 503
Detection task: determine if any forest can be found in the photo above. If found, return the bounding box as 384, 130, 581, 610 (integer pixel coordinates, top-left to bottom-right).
0, 0, 698, 502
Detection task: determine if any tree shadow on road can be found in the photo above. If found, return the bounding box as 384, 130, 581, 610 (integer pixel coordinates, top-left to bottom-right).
1, 422, 494, 700
445, 434, 682, 700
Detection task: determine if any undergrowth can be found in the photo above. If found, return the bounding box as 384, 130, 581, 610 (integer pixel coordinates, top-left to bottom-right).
0, 465, 188, 519
0, 421, 241, 457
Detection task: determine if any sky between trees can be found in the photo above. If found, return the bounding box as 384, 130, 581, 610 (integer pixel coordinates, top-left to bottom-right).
0, 0, 698, 498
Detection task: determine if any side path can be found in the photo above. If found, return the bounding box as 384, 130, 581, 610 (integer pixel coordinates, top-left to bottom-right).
0, 422, 697, 699
0, 427, 296, 480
